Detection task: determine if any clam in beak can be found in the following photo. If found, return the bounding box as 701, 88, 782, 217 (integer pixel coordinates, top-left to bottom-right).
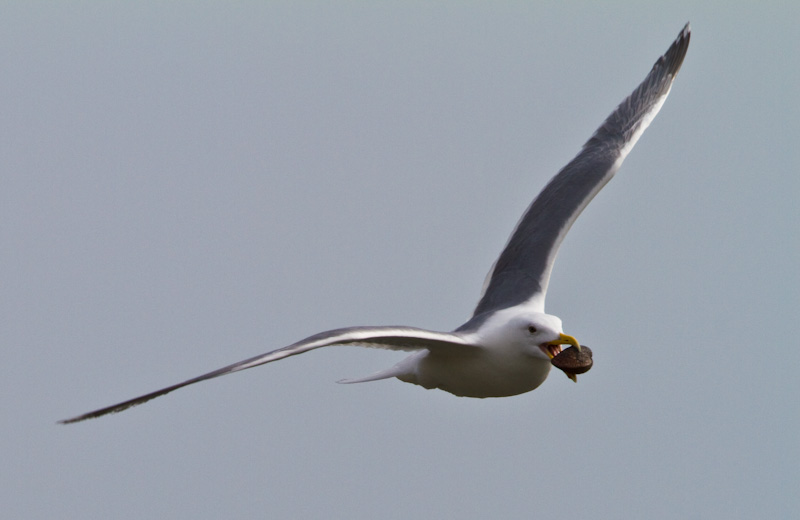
540, 333, 581, 383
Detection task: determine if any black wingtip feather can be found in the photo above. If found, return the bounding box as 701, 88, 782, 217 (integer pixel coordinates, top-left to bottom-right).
659, 22, 691, 78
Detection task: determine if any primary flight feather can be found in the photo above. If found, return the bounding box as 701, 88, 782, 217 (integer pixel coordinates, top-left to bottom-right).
60, 24, 690, 424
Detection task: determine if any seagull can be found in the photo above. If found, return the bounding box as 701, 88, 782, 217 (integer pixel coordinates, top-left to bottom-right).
60, 24, 690, 424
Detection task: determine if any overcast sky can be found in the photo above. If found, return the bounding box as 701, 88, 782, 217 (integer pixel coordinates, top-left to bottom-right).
3, 2, 798, 519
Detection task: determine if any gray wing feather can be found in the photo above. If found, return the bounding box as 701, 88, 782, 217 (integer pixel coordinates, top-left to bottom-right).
59, 326, 475, 423
473, 24, 690, 317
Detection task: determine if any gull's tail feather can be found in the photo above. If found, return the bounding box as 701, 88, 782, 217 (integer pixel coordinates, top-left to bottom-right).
337, 354, 424, 384
337, 366, 405, 384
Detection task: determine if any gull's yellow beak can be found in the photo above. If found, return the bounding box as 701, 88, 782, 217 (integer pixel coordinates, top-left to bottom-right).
543, 333, 581, 357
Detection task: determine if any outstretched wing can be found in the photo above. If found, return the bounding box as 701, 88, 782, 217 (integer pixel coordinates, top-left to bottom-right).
473, 24, 690, 317
59, 326, 476, 424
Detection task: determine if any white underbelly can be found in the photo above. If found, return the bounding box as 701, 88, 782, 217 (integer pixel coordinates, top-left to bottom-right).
399, 350, 552, 398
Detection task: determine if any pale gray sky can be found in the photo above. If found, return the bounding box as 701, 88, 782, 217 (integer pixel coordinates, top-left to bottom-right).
3, 2, 798, 519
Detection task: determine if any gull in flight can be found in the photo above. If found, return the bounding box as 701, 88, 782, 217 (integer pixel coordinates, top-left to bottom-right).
60, 24, 690, 424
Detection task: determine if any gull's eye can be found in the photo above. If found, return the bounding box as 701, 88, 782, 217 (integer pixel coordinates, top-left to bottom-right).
528, 325, 538, 334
